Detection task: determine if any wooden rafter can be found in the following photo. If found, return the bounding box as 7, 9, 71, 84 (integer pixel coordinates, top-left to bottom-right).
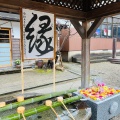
87, 17, 104, 38
0, 0, 120, 21
0, 5, 19, 13
87, 2, 120, 20
0, 0, 20, 7
0, 0, 86, 20
22, 0, 86, 20
32, 0, 84, 11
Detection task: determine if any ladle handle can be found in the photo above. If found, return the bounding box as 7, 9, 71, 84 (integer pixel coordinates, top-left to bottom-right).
22, 113, 26, 120
50, 106, 61, 120
61, 101, 75, 120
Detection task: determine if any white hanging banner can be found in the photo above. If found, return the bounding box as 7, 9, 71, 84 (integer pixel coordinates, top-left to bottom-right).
22, 8, 54, 59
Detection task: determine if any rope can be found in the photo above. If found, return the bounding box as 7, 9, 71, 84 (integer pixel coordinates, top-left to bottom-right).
21, 61, 24, 94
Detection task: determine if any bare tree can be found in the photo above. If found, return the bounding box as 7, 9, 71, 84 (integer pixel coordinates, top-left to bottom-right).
55, 19, 77, 69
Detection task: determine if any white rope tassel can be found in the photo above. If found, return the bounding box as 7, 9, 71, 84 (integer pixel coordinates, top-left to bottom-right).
53, 59, 56, 92
21, 61, 24, 94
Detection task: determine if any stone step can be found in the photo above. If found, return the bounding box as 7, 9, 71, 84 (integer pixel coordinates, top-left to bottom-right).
76, 59, 107, 64
108, 57, 120, 61
72, 53, 120, 63
74, 56, 109, 61
111, 61, 120, 64
107, 57, 120, 64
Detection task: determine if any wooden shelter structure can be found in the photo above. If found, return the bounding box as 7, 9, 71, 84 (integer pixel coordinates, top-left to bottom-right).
0, 0, 120, 88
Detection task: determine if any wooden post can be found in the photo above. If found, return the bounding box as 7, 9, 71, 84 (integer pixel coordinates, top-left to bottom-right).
81, 21, 90, 88
112, 38, 117, 58
71, 18, 104, 88
70, 20, 90, 88
20, 8, 25, 94
53, 59, 56, 92
81, 38, 90, 88
71, 20, 90, 88
53, 14, 56, 92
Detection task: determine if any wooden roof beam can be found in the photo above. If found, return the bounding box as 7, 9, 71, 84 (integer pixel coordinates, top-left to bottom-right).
71, 17, 104, 39
87, 2, 120, 21
0, 0, 86, 20
70, 20, 86, 39
0, 6, 19, 13
87, 17, 104, 38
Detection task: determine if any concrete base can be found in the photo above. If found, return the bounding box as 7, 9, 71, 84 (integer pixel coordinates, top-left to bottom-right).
86, 93, 120, 120
73, 92, 120, 120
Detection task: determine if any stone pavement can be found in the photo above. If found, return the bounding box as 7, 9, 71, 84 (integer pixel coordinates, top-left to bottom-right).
1, 61, 120, 97
0, 62, 81, 96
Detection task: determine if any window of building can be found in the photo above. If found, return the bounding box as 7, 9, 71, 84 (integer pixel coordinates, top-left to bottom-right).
101, 24, 108, 38
113, 25, 117, 38
118, 26, 120, 38
92, 16, 120, 38
108, 25, 112, 38
93, 26, 101, 38
0, 29, 10, 43
108, 17, 112, 23
103, 18, 107, 23
113, 18, 118, 24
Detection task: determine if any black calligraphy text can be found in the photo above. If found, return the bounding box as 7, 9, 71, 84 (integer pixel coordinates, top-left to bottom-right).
25, 13, 53, 56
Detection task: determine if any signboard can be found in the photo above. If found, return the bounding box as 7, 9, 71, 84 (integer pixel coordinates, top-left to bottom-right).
22, 8, 54, 59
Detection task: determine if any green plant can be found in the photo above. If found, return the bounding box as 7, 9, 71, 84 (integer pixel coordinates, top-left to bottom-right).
15, 59, 21, 65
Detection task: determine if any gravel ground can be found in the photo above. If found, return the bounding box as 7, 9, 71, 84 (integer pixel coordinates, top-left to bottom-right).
90, 62, 120, 88
90, 62, 120, 120
64, 62, 120, 120
64, 62, 120, 88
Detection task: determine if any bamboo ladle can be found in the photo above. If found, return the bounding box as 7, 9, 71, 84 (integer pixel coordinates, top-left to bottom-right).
17, 106, 26, 120
45, 100, 61, 120
0, 102, 6, 108
57, 96, 75, 120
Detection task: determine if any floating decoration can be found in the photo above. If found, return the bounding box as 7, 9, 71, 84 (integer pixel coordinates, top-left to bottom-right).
57, 96, 75, 120
80, 84, 120, 100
